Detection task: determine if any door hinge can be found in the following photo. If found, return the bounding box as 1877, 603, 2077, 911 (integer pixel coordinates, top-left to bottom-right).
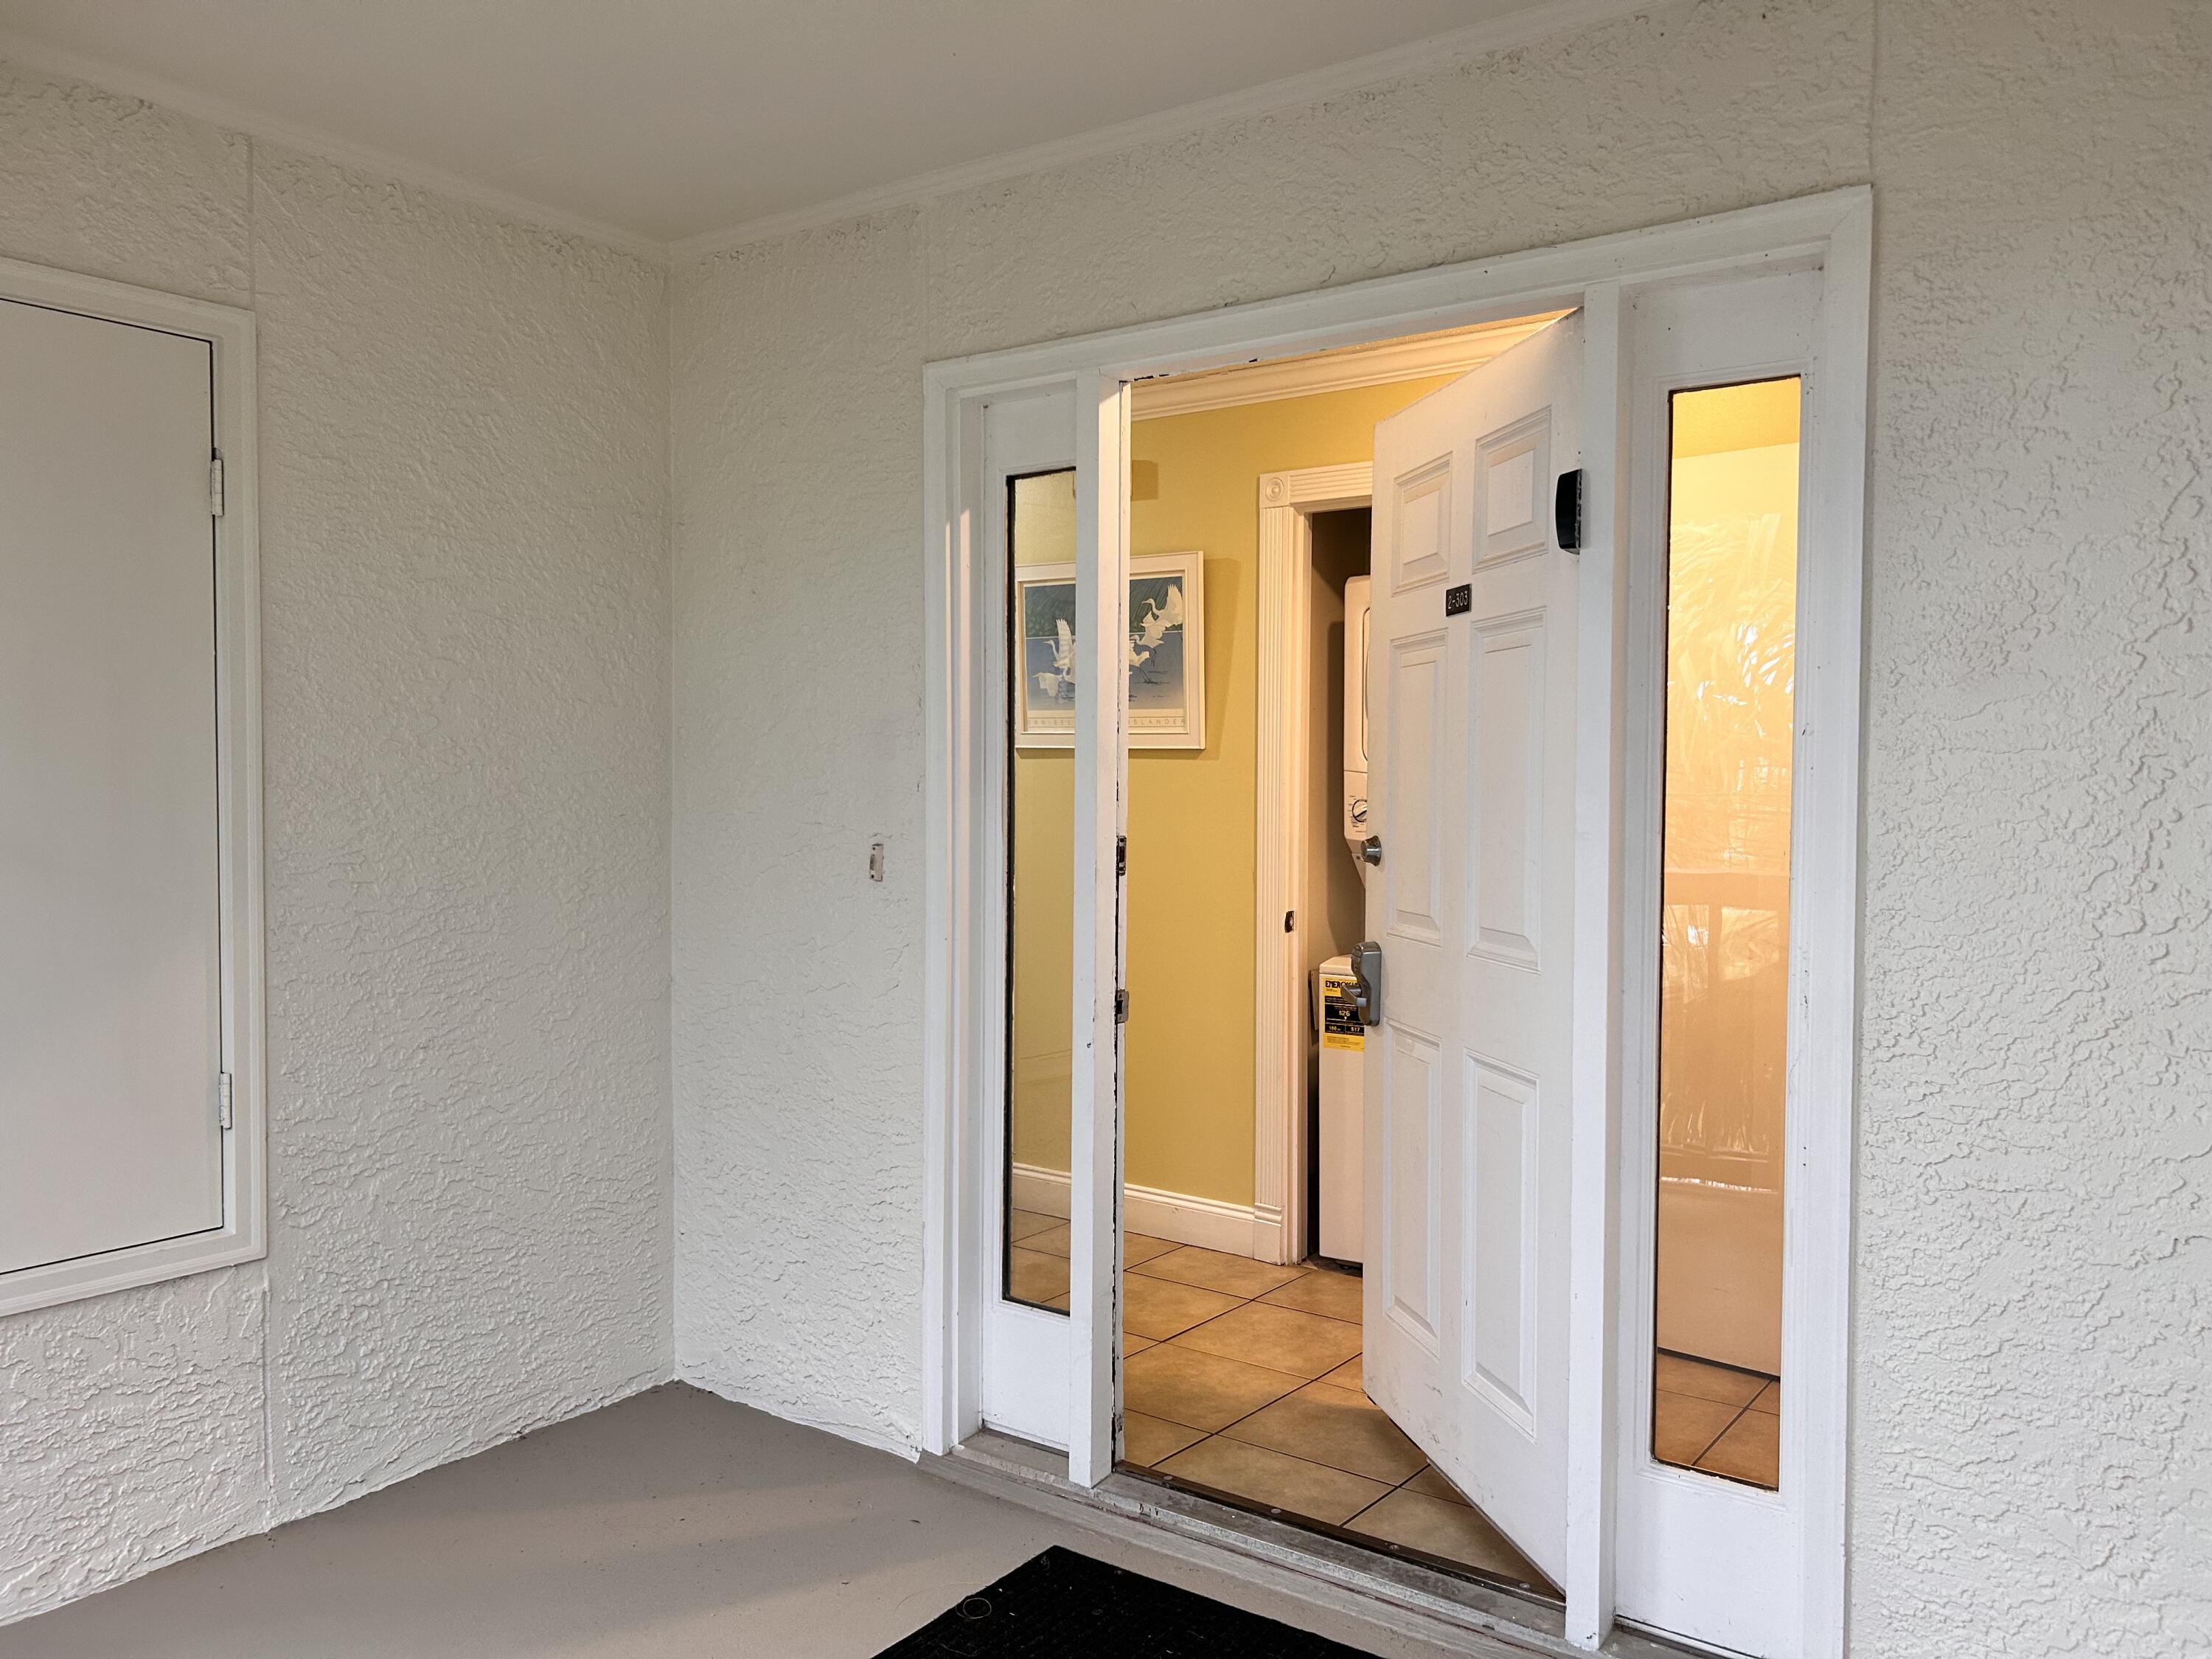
1113, 988, 1130, 1024
218, 1071, 234, 1130
1116, 835, 1127, 877
209, 454, 226, 518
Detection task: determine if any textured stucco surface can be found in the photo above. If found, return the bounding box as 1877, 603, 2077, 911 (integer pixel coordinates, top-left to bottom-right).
3, 0, 2205, 1647
672, 209, 928, 1451
0, 62, 674, 1624
671, 0, 1872, 1487
1854, 3, 2211, 1653
671, 0, 2208, 1652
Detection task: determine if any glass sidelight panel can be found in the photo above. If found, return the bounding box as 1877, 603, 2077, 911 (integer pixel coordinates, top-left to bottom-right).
1650, 378, 1800, 1489
1004, 467, 1077, 1312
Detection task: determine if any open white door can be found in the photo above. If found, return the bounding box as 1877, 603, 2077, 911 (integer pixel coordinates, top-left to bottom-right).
1362, 313, 1582, 1585
971, 375, 1127, 1486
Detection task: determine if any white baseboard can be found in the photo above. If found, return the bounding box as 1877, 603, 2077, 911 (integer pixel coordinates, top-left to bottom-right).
1009, 1164, 1262, 1259
1008, 1164, 1073, 1220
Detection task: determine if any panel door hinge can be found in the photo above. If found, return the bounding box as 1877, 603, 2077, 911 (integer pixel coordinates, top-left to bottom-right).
209, 453, 226, 518
1116, 835, 1127, 877
218, 1071, 235, 1130
1113, 988, 1130, 1024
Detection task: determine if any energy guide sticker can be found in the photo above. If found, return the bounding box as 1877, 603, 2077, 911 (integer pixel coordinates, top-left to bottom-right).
1321, 978, 1364, 1051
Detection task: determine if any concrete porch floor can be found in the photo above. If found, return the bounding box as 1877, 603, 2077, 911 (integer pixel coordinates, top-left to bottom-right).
0, 1384, 1466, 1658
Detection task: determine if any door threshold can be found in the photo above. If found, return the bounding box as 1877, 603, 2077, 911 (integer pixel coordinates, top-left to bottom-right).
924, 1432, 1694, 1659
1121, 1461, 1559, 1604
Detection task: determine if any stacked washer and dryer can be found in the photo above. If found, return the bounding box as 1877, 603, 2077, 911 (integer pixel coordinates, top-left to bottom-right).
1313, 575, 1370, 1265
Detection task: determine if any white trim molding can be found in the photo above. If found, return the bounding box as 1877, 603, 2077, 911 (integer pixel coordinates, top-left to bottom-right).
675, 0, 1658, 256
922, 187, 1874, 1658
0, 254, 265, 1318
1011, 1165, 1261, 1259
1132, 316, 1563, 422
5, 0, 1660, 264
1253, 462, 1376, 1269
0, 29, 668, 261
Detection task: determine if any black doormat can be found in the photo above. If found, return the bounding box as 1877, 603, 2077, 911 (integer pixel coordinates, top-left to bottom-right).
877, 1545, 1368, 1656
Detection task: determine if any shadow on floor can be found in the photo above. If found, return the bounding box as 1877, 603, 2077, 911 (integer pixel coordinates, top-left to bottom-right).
0, 1384, 1471, 1659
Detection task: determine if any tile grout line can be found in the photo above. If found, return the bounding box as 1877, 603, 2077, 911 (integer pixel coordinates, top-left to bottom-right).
1342, 1450, 1439, 1531
1136, 1263, 1359, 1354
1123, 1262, 1548, 1586
1685, 1398, 1756, 1470
1654, 1353, 1780, 1481
1129, 1266, 1425, 1516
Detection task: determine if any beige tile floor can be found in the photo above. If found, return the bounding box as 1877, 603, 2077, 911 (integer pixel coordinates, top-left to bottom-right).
1651, 1350, 1781, 1487
1005, 1211, 1558, 1599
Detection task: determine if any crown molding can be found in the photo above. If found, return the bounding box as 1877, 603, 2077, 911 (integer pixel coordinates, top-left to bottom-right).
670, 0, 1656, 260
1130, 313, 1568, 420
1, 0, 1655, 270
0, 31, 670, 263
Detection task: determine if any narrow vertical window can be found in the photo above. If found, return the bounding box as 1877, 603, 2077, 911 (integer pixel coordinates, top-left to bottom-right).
1004, 467, 1077, 1312
1649, 378, 1801, 1489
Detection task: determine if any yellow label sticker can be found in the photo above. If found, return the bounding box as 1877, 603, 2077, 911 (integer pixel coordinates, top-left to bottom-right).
1321, 977, 1364, 1051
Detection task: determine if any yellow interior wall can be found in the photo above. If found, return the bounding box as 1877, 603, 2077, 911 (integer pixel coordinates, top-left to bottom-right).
1009, 375, 1454, 1206
1009, 470, 1077, 1176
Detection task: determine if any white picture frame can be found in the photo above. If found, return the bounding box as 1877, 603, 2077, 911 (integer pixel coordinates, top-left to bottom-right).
1014, 550, 1206, 750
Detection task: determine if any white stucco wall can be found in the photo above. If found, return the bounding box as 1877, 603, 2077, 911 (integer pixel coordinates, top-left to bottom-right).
670, 1, 2208, 1653
0, 1, 2202, 1646
0, 62, 674, 1624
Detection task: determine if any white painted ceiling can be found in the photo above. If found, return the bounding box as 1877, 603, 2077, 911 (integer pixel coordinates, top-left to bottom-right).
0, 0, 1557, 246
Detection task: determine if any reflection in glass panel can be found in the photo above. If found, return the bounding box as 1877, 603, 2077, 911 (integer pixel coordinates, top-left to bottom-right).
1651, 378, 1799, 1489
1005, 468, 1077, 1312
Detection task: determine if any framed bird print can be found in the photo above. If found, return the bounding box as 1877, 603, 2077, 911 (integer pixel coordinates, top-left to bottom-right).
1013, 552, 1206, 750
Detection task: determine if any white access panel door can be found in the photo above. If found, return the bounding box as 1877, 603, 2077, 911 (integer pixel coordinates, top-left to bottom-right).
0, 298, 225, 1275
1363, 313, 1582, 1584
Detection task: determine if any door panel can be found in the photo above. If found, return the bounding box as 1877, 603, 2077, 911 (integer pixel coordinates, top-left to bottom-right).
1391, 456, 1451, 590
1467, 1056, 1538, 1426
1479, 413, 1551, 568
1611, 254, 1833, 1659
1384, 634, 1446, 944
978, 386, 1081, 1452
1363, 313, 1582, 1584
0, 299, 223, 1276
1470, 618, 1545, 968
1382, 1026, 1441, 1346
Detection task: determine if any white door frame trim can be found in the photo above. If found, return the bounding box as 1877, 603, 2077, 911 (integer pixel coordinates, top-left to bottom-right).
1253, 462, 1374, 1267
0, 254, 265, 1319
921, 187, 1871, 1657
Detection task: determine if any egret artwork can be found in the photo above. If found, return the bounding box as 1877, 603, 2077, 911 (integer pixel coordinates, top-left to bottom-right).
1014, 552, 1205, 749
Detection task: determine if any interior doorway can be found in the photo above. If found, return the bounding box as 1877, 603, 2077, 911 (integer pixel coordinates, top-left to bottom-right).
992, 327, 1573, 1595
926, 189, 1872, 1659
1085, 311, 1598, 1593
